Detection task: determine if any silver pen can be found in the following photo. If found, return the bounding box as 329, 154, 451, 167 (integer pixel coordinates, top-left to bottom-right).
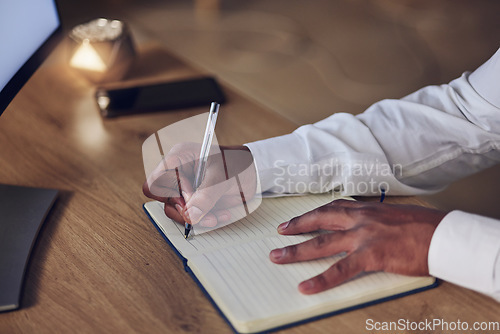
185, 102, 220, 238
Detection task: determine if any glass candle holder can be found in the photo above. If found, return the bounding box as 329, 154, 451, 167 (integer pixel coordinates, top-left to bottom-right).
68, 18, 136, 83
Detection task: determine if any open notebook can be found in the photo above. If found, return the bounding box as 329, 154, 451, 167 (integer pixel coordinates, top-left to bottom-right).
143, 194, 436, 333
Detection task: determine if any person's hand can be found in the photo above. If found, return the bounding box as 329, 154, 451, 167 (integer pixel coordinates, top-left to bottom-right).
143, 143, 257, 227
269, 199, 447, 294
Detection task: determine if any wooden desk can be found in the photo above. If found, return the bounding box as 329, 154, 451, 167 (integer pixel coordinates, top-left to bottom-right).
0, 41, 498, 334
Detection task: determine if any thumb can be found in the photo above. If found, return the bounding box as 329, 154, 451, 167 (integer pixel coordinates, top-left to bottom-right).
184, 179, 233, 224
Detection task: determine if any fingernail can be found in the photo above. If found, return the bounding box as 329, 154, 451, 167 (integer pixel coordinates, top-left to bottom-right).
185, 206, 203, 224
299, 280, 315, 292
270, 248, 286, 260
175, 204, 183, 213
182, 191, 190, 202
277, 221, 290, 233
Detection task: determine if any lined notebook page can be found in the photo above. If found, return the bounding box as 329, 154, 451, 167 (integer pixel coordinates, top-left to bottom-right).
188, 235, 435, 333
145, 195, 435, 333
145, 193, 337, 258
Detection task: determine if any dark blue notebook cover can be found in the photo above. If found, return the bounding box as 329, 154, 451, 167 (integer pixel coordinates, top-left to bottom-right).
143, 203, 439, 334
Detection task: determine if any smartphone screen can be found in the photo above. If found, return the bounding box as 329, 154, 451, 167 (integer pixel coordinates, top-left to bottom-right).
95, 76, 226, 117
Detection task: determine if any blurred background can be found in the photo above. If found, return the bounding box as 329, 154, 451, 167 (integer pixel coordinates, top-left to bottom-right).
58, 0, 500, 218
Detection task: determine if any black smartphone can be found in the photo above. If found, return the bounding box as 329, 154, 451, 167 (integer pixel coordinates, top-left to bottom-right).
95, 76, 226, 117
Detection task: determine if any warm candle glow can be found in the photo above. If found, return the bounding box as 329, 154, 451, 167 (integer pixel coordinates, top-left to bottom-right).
69, 39, 107, 72
67, 18, 135, 83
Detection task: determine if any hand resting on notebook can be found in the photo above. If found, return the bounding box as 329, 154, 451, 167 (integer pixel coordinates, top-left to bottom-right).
269, 199, 447, 295
143, 143, 257, 227
143, 144, 448, 297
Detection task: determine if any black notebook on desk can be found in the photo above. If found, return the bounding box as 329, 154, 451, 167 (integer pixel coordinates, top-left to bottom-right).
143, 194, 437, 334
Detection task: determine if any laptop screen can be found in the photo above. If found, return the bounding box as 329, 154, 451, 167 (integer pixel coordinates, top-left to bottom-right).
0, 0, 61, 115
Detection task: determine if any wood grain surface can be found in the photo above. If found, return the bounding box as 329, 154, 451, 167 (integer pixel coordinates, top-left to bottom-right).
0, 38, 498, 334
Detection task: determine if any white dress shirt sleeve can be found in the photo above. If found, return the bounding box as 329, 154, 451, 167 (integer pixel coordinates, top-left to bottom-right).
429, 211, 500, 302
246, 48, 500, 196
245, 47, 500, 301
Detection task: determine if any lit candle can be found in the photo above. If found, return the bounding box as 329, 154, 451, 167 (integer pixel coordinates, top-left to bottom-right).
68, 18, 136, 83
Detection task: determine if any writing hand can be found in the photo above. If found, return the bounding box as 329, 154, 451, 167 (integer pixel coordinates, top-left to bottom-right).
269, 199, 447, 294
143, 143, 257, 227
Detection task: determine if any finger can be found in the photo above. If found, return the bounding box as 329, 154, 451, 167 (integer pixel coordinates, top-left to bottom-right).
147, 168, 194, 204
198, 212, 218, 227
269, 230, 357, 264
163, 203, 185, 224
192, 208, 232, 229
142, 180, 156, 199
146, 169, 182, 199
143, 174, 171, 201
298, 251, 365, 294
277, 199, 362, 235
214, 209, 232, 224
184, 179, 232, 224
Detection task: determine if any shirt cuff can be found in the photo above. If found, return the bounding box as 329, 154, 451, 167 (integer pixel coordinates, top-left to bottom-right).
428, 210, 500, 300
244, 132, 310, 193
